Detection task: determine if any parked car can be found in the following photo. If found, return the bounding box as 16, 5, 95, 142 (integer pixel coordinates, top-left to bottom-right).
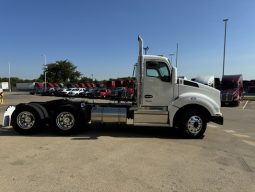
110, 87, 127, 100
68, 88, 87, 97
41, 88, 56, 96
83, 88, 98, 98
98, 89, 111, 98
54, 88, 66, 96
59, 88, 77, 97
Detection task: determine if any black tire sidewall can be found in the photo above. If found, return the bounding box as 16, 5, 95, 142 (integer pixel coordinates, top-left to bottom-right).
53, 106, 81, 135
11, 105, 42, 135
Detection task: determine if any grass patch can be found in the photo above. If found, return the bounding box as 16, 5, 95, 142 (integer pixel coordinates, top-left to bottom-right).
244, 96, 255, 101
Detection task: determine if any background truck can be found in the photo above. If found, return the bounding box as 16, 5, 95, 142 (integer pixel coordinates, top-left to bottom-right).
0, 82, 9, 90
191, 76, 215, 87
220, 74, 243, 106
3, 36, 223, 138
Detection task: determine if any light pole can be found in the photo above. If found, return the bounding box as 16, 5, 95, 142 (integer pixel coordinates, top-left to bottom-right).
176, 43, 179, 68
143, 46, 149, 55
8, 62, 11, 92
222, 19, 228, 77
169, 53, 175, 64
42, 54, 47, 92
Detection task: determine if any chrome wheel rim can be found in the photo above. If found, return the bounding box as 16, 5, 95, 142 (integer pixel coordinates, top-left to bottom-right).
187, 115, 203, 135
17, 111, 35, 130
56, 112, 75, 130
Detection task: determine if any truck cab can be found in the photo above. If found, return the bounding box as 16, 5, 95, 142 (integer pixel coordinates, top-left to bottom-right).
221, 74, 243, 106
134, 36, 223, 137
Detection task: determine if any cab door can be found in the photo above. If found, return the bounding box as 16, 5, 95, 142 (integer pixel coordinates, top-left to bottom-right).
142, 60, 174, 107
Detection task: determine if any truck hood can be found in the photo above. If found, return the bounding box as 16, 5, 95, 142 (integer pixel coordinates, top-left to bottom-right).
177, 79, 221, 107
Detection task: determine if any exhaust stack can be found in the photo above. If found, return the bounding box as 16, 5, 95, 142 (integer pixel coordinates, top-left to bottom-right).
138, 35, 143, 58
137, 35, 143, 107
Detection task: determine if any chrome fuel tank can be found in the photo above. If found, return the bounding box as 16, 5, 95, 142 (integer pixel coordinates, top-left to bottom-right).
91, 106, 127, 124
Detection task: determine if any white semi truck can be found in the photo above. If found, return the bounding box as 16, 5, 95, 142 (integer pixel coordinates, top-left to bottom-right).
3, 36, 223, 138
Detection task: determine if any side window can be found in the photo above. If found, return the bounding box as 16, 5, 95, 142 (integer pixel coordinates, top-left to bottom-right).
146, 61, 171, 82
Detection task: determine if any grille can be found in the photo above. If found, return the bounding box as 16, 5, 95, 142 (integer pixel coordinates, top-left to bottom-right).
221, 93, 233, 101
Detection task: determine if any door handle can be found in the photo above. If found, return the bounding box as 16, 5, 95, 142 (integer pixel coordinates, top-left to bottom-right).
144, 95, 153, 98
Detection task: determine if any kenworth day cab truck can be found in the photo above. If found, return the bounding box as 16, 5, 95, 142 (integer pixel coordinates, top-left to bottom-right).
3, 36, 223, 138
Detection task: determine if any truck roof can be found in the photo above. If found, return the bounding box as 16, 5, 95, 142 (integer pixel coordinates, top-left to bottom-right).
222, 74, 243, 81
143, 55, 170, 63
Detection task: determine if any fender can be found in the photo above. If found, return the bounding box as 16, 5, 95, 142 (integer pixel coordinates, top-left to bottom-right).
3, 106, 16, 127
168, 92, 222, 127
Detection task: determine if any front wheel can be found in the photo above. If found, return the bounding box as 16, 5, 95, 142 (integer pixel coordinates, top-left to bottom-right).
180, 110, 207, 138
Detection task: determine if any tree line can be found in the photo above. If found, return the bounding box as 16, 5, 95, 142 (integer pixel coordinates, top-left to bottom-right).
0, 60, 134, 87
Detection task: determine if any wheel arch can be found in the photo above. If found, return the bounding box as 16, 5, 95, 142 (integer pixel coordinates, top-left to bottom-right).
13, 103, 45, 121
173, 104, 211, 128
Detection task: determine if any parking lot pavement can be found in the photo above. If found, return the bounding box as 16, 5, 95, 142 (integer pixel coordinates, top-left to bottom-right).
241, 100, 255, 110
0, 92, 255, 192
221, 106, 255, 141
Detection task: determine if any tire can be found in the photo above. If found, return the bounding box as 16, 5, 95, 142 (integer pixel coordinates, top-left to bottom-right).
53, 105, 81, 135
29, 103, 49, 118
11, 104, 43, 135
180, 110, 207, 138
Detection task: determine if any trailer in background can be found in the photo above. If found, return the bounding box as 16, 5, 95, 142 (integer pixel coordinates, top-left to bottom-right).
16, 82, 35, 90
0, 82, 9, 90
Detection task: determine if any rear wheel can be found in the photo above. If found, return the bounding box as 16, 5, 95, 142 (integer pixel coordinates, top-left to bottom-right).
53, 106, 81, 135
11, 104, 43, 135
180, 110, 207, 138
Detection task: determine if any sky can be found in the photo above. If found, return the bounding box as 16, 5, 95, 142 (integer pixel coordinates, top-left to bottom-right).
0, 0, 255, 81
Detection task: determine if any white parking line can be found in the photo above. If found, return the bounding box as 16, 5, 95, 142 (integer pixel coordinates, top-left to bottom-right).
224, 130, 236, 133
242, 100, 248, 110
208, 124, 218, 128
242, 140, 255, 147
232, 133, 251, 138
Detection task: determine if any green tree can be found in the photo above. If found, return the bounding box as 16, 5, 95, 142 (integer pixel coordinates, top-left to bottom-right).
79, 76, 93, 83
38, 60, 82, 83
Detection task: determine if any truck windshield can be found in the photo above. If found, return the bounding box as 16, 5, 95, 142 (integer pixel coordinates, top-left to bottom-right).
221, 81, 238, 90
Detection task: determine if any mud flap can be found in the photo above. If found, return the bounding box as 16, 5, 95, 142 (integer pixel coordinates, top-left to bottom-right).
2, 106, 16, 127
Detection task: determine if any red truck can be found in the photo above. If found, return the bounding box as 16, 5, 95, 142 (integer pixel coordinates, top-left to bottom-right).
220, 74, 243, 106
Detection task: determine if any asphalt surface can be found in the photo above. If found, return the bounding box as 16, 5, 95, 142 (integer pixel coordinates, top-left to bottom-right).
0, 92, 255, 192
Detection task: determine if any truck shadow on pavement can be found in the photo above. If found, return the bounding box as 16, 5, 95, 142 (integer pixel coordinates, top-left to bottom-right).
71, 125, 186, 140
0, 125, 199, 140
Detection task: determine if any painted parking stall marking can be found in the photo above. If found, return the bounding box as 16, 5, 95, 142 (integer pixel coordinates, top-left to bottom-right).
207, 124, 218, 128
242, 101, 249, 110
232, 133, 251, 138
242, 140, 255, 147
224, 129, 236, 134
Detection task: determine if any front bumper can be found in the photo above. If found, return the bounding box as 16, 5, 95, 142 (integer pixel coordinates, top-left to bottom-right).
211, 115, 224, 125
